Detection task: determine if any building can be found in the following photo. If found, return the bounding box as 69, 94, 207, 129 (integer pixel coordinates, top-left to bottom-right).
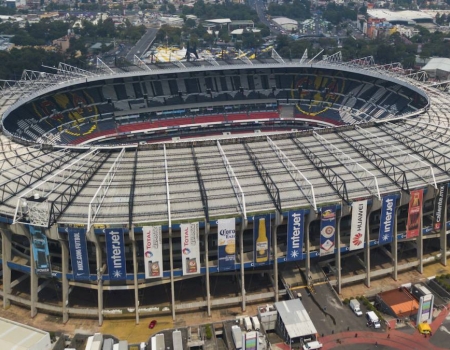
376, 287, 420, 319
272, 17, 298, 31
0, 317, 51, 350
258, 304, 277, 331
421, 57, 450, 80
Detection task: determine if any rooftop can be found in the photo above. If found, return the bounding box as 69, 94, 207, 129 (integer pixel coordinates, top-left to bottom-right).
275, 299, 318, 338
0, 317, 51, 350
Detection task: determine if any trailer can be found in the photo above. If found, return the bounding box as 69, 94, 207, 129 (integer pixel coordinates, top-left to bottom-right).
244, 317, 252, 331
231, 325, 243, 350
173, 330, 183, 350
102, 338, 114, 350
251, 316, 261, 331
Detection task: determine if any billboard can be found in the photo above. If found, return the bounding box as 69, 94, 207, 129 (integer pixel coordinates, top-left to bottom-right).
379, 195, 396, 244
286, 210, 305, 261
105, 228, 127, 281
406, 189, 423, 238
253, 215, 271, 266
349, 200, 368, 251
68, 227, 90, 280
29, 225, 52, 277
217, 218, 236, 272
417, 293, 434, 325
181, 222, 200, 275
433, 184, 447, 232
143, 226, 163, 279
320, 205, 337, 256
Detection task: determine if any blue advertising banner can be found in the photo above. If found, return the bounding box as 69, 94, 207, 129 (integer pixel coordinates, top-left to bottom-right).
379, 195, 396, 244
68, 228, 90, 280
287, 210, 305, 261
319, 205, 336, 256
217, 218, 236, 271
29, 225, 52, 277
105, 228, 127, 281
253, 214, 271, 266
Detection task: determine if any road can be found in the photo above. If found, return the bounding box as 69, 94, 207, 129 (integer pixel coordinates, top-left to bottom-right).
125, 27, 159, 62
248, 0, 280, 35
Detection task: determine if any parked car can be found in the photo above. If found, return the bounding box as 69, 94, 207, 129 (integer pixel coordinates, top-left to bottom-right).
149, 320, 157, 329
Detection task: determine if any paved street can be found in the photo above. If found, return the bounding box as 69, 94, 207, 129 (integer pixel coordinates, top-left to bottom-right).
125, 28, 159, 62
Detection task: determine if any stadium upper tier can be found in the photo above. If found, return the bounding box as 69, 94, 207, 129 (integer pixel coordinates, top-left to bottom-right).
0, 58, 446, 227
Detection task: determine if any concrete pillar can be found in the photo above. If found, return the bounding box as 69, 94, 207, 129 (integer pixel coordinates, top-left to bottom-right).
273, 212, 282, 303
304, 209, 316, 287
28, 231, 38, 318
130, 225, 139, 325
393, 193, 410, 280
240, 216, 247, 312
169, 227, 176, 321
365, 198, 381, 288
335, 214, 342, 293
60, 239, 69, 323
91, 230, 103, 326
440, 190, 448, 266
204, 221, 211, 317
418, 185, 436, 274
1, 227, 12, 309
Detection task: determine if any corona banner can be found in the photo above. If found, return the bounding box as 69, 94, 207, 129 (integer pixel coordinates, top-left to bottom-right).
406, 189, 423, 238
349, 200, 368, 251
286, 210, 305, 261
433, 184, 448, 232
181, 222, 200, 275
68, 227, 90, 280
253, 214, 271, 266
143, 226, 163, 278
105, 228, 127, 281
379, 195, 396, 244
320, 205, 336, 256
217, 218, 236, 272
29, 225, 52, 277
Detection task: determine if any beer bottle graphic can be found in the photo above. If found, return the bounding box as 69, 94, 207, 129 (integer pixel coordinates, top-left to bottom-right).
256, 218, 269, 263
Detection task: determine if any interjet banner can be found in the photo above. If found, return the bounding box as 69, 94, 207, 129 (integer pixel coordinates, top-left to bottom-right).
379, 195, 396, 244
68, 227, 90, 280
181, 222, 200, 275
253, 214, 271, 266
217, 218, 236, 272
349, 200, 368, 251
433, 184, 448, 232
143, 226, 163, 279
286, 210, 305, 261
320, 205, 336, 256
406, 189, 423, 238
105, 228, 127, 281
29, 225, 52, 277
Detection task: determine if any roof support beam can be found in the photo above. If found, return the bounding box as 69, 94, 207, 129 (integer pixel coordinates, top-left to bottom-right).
217, 141, 246, 219
128, 149, 138, 228
96, 58, 114, 74
191, 145, 209, 222
266, 136, 317, 210
163, 145, 172, 227
133, 55, 152, 71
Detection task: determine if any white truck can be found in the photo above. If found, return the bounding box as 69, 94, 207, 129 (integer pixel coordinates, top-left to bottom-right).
349, 299, 363, 316
366, 311, 381, 329
303, 340, 323, 349
244, 317, 253, 331
251, 316, 260, 331
231, 325, 243, 350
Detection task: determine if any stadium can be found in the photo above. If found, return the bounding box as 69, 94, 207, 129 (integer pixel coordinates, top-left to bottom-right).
0, 52, 448, 326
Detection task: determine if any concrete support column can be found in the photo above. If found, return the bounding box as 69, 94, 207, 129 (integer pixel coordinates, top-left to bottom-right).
418, 185, 436, 274
365, 198, 381, 288
92, 231, 103, 326
391, 206, 400, 281
60, 239, 69, 323
169, 227, 176, 321
204, 221, 211, 317
335, 214, 342, 294
440, 193, 448, 266
273, 212, 281, 303
28, 232, 38, 318
130, 225, 139, 325
240, 216, 247, 312
1, 227, 12, 309
305, 210, 316, 287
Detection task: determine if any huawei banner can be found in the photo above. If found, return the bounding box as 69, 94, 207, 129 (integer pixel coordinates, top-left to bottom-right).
286, 210, 305, 261
217, 218, 236, 272
253, 215, 271, 266
181, 222, 200, 275
143, 226, 163, 279
320, 205, 337, 256
349, 200, 368, 251
433, 184, 448, 232
379, 195, 396, 244
406, 189, 424, 238
105, 228, 127, 281
68, 227, 90, 280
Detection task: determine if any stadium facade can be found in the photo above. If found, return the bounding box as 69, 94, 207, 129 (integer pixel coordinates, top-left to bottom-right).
0, 54, 449, 326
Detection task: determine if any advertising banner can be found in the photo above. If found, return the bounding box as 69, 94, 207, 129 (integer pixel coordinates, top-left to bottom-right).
29, 225, 52, 277
286, 210, 305, 261
406, 189, 424, 238
105, 228, 127, 281
349, 200, 368, 251
320, 205, 337, 256
68, 227, 90, 280
253, 214, 271, 266
379, 195, 396, 244
217, 218, 236, 272
143, 226, 163, 279
417, 294, 434, 325
181, 222, 200, 275
433, 184, 448, 232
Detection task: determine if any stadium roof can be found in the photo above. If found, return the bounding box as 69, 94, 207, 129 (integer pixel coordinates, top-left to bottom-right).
0, 317, 51, 350
367, 9, 433, 22
275, 299, 318, 338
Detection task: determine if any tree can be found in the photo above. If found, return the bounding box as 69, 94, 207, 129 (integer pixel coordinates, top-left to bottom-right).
168, 3, 176, 14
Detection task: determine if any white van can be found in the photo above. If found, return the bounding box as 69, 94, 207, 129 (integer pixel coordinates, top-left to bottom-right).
366, 311, 381, 329
303, 340, 323, 349
251, 316, 260, 331
244, 317, 252, 331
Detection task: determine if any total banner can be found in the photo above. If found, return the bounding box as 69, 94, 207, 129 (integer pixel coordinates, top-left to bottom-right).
433, 183, 448, 232
143, 226, 163, 279
105, 228, 127, 281
29, 225, 52, 277
320, 205, 337, 256
379, 195, 396, 244
406, 189, 424, 239
349, 200, 368, 251
253, 214, 271, 266
181, 222, 200, 275
286, 210, 305, 261
217, 218, 236, 272
68, 227, 90, 280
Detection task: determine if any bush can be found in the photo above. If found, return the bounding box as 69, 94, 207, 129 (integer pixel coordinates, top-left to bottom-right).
343, 298, 350, 305
205, 325, 212, 340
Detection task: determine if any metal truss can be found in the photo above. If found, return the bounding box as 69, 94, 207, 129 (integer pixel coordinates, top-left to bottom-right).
133, 55, 151, 71
355, 126, 436, 188
243, 142, 282, 214
291, 137, 349, 204
300, 49, 308, 64
0, 147, 46, 174
318, 51, 342, 64
205, 56, 219, 66
0, 149, 72, 204
405, 70, 428, 82
163, 145, 172, 226
307, 49, 324, 65
87, 148, 125, 230
266, 136, 317, 210
338, 131, 409, 193
128, 149, 138, 228
217, 141, 247, 219
372, 62, 403, 75
96, 57, 114, 74
346, 56, 375, 67
239, 50, 253, 65
172, 59, 185, 69
57, 62, 97, 78
191, 145, 210, 222
313, 131, 380, 199
271, 48, 284, 64
403, 119, 450, 145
